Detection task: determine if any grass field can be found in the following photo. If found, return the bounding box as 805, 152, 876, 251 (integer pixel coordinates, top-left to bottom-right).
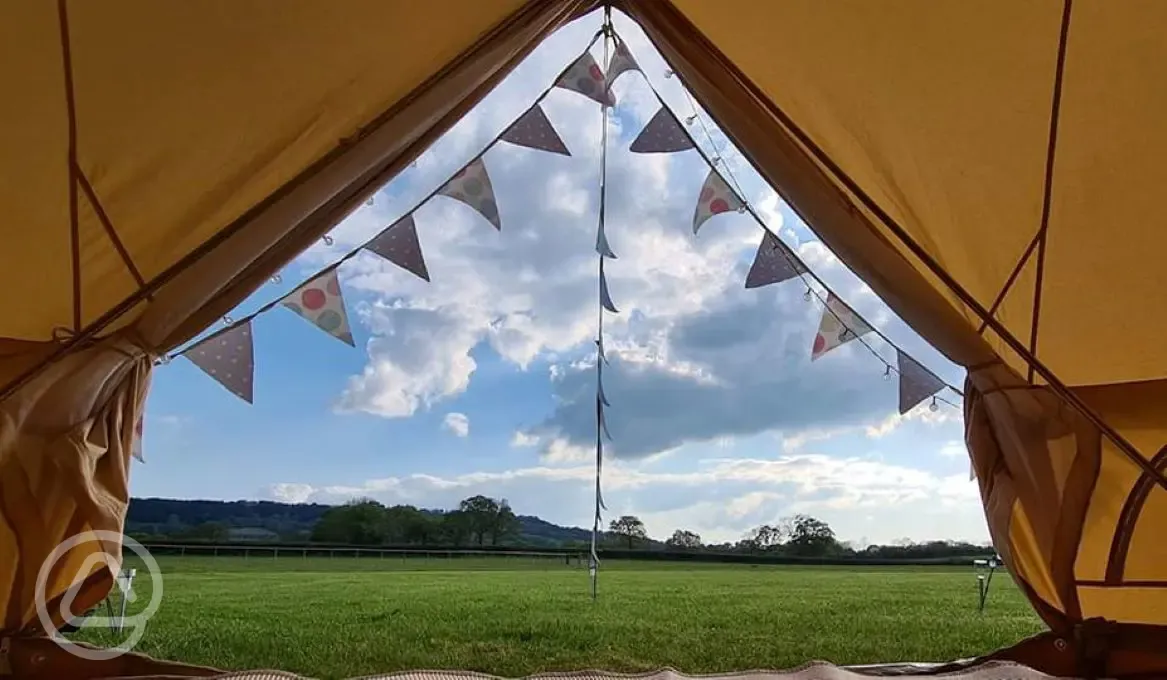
75, 556, 1045, 680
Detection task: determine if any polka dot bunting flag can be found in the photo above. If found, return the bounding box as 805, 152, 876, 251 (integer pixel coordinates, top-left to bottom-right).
630, 106, 695, 154
897, 348, 946, 415
280, 268, 355, 347
500, 104, 571, 156
606, 38, 641, 91
692, 169, 744, 234
365, 214, 430, 282
811, 292, 873, 362
745, 230, 807, 289
437, 158, 501, 230
182, 321, 255, 403
555, 50, 614, 107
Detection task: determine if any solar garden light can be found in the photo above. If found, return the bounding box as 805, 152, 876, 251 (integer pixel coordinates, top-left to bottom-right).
974, 555, 1002, 612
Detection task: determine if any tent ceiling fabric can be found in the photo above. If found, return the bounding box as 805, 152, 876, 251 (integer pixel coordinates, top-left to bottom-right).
0, 0, 531, 344
3, 0, 1167, 676
664, 0, 1167, 390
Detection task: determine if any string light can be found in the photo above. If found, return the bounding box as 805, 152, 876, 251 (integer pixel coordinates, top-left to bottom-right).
322, 235, 334, 246
222, 315, 233, 325
930, 397, 940, 412
365, 197, 375, 207
883, 365, 892, 380
664, 69, 675, 79
270, 273, 282, 284
804, 287, 813, 302
685, 115, 697, 126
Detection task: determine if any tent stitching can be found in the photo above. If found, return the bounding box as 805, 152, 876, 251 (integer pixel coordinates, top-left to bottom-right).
57, 0, 81, 333
1027, 0, 1075, 384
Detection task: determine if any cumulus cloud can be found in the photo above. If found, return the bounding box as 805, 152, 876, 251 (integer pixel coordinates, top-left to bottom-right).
443, 412, 470, 437
252, 12, 979, 544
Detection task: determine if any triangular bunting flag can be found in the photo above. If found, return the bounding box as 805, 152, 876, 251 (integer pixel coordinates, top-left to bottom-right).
811, 293, 873, 361
693, 169, 743, 234
438, 158, 501, 230
599, 261, 618, 313
597, 485, 608, 512
183, 321, 255, 403
596, 338, 609, 365
596, 219, 616, 258
365, 214, 430, 282
606, 38, 641, 89
598, 368, 611, 407
630, 107, 694, 154
745, 231, 807, 289
500, 104, 571, 156
555, 50, 614, 106
281, 269, 355, 346
897, 349, 947, 414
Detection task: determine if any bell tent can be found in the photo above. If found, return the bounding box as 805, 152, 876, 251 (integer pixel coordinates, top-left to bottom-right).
2, 1, 1166, 678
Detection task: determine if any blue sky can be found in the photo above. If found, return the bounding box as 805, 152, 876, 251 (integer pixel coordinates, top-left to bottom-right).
134, 11, 985, 547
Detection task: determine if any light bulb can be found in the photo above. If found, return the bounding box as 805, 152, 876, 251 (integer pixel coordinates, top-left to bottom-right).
322, 235, 334, 246
930, 398, 940, 412
883, 366, 892, 380
803, 288, 813, 302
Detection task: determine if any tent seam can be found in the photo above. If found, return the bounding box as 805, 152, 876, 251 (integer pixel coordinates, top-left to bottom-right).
1027, 0, 1074, 384
617, 0, 1163, 497
0, 0, 591, 406
76, 169, 150, 294
57, 0, 81, 333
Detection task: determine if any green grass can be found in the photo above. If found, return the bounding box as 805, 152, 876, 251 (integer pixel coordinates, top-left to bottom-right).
76, 556, 1044, 680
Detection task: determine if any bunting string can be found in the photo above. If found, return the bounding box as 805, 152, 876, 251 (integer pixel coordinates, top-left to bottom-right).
165, 32, 607, 400
619, 30, 962, 413
589, 13, 616, 602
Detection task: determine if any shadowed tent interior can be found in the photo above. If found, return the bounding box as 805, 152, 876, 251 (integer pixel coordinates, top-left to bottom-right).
1, 1, 1165, 678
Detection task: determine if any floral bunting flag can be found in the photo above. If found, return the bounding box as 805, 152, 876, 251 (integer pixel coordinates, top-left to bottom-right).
745, 231, 807, 289
599, 260, 618, 313
555, 50, 614, 106
280, 268, 355, 346
897, 349, 946, 414
438, 158, 501, 230
364, 214, 430, 282
606, 38, 641, 90
500, 104, 571, 156
811, 293, 873, 361
630, 107, 694, 154
693, 169, 743, 234
596, 219, 617, 259
183, 321, 255, 403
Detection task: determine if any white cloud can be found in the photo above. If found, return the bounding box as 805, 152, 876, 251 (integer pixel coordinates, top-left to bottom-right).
443, 412, 470, 438
267, 452, 984, 544
940, 440, 968, 459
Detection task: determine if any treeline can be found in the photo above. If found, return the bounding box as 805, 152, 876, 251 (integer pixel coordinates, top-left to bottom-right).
126, 497, 994, 561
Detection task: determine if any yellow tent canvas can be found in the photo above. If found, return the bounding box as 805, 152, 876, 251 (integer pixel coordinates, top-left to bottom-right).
2, 1, 1166, 677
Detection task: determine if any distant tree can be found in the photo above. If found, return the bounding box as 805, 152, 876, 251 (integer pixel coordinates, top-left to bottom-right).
666, 529, 702, 550
608, 515, 648, 549
459, 495, 501, 546
489, 500, 520, 546
784, 514, 837, 557
441, 509, 473, 546
742, 524, 784, 553
310, 499, 388, 545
